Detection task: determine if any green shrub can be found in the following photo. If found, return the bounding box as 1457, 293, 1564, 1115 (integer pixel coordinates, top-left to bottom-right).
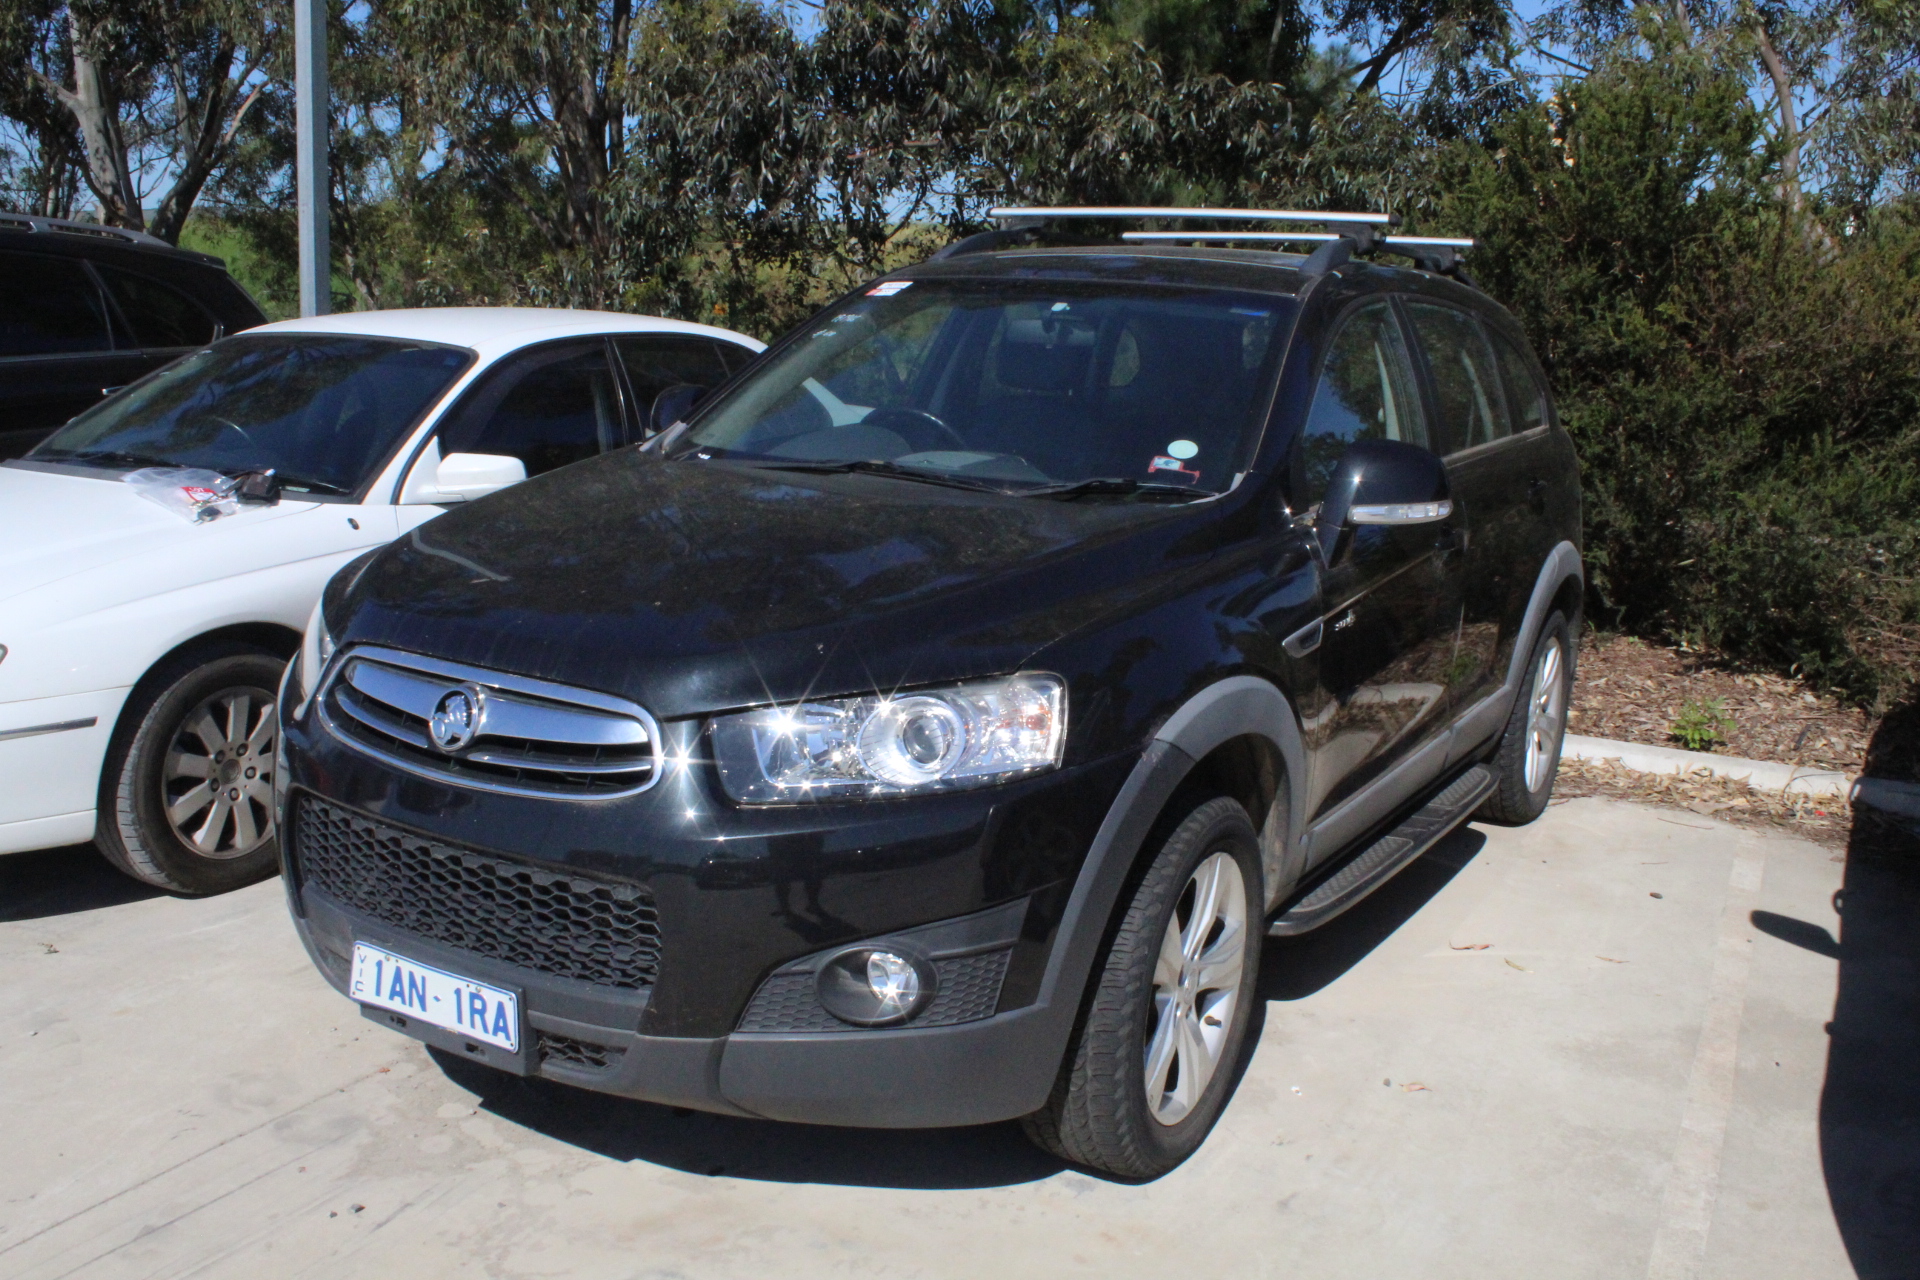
1671, 697, 1736, 751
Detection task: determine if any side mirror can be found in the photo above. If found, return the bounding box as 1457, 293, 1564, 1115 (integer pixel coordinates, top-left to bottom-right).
649, 383, 708, 436
434, 452, 526, 503
1315, 439, 1452, 559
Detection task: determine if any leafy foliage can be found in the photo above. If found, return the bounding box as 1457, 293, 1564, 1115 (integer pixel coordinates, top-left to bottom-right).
2, 0, 1916, 702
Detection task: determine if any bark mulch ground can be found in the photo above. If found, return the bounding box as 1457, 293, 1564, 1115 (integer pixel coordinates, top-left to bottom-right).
1567, 633, 1873, 774
1551, 633, 1920, 853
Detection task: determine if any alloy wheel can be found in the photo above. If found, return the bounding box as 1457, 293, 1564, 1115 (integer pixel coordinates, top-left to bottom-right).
1145, 849, 1248, 1126
160, 686, 278, 859
1523, 636, 1567, 793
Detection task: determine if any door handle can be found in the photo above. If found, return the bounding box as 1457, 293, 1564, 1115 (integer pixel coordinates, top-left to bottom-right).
1527, 478, 1549, 512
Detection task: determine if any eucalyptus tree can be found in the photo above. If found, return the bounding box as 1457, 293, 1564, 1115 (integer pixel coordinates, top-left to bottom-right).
0, 0, 279, 243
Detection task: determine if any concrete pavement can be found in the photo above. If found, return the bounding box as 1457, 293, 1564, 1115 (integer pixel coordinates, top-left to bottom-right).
1, 797, 1910, 1279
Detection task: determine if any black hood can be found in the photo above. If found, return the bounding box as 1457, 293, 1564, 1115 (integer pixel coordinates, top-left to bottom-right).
338, 450, 1229, 719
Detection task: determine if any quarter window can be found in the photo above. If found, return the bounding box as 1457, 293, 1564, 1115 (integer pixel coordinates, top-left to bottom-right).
96, 265, 217, 348
0, 251, 113, 356
1406, 302, 1506, 451
1299, 301, 1429, 498
437, 343, 624, 477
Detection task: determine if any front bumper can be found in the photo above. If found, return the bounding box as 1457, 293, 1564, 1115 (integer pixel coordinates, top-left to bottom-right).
280, 669, 1135, 1126
293, 882, 1071, 1127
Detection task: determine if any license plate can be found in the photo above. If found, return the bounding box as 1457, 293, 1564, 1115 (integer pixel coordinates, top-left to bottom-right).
349, 942, 520, 1052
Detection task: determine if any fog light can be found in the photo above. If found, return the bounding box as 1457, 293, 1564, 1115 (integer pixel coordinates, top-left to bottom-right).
815, 947, 935, 1026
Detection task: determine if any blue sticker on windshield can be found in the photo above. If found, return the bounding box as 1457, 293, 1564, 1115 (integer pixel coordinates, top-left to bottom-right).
867, 281, 912, 296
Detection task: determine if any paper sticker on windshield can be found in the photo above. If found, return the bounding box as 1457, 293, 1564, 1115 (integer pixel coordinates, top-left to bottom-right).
1149, 455, 1202, 484
1166, 439, 1199, 460
867, 281, 912, 296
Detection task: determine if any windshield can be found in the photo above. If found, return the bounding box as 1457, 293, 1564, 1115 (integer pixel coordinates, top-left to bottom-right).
678, 280, 1294, 494
33, 335, 474, 495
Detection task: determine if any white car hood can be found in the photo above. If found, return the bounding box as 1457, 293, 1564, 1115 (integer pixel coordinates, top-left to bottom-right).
0, 463, 321, 608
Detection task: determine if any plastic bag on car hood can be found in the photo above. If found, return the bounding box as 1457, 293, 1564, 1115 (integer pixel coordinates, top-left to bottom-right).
123, 467, 241, 523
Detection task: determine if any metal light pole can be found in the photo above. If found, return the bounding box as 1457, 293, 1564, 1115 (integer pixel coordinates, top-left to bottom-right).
294, 0, 329, 317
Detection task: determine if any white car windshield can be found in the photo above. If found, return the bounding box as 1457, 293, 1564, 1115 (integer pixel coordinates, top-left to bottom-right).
677, 280, 1294, 495
32, 335, 474, 495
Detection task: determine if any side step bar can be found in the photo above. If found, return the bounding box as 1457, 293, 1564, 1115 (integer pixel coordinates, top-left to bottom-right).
1268, 765, 1494, 937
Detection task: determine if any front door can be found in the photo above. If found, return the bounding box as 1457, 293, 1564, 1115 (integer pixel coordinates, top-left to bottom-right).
1297, 299, 1468, 822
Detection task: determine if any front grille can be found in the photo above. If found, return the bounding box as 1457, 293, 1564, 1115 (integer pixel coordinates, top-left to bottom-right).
319, 646, 657, 798
538, 1033, 625, 1071
736, 948, 1010, 1033
294, 796, 660, 990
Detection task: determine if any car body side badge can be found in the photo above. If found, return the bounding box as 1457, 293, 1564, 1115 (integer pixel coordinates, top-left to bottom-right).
1282, 618, 1323, 658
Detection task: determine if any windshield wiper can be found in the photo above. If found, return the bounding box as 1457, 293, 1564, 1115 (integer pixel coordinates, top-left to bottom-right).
730, 457, 1017, 494
1019, 477, 1209, 501
35, 448, 176, 470
263, 471, 349, 496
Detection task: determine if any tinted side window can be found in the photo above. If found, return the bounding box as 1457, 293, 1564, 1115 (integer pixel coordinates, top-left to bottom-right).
438, 344, 622, 477
613, 336, 736, 408
97, 265, 217, 348
0, 251, 113, 356
1491, 330, 1550, 434
1406, 302, 1506, 451
1299, 301, 1428, 498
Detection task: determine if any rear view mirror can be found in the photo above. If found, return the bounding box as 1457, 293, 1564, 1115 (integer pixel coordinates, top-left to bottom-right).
434, 452, 526, 503
649, 383, 708, 436
1315, 439, 1452, 557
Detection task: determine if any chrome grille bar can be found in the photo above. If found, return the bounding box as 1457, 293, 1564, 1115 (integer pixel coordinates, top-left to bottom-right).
317, 645, 660, 799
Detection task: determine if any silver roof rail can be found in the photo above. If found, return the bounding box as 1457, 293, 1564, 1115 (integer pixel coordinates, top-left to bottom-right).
973, 205, 1478, 281
989, 206, 1398, 226
1119, 231, 1475, 248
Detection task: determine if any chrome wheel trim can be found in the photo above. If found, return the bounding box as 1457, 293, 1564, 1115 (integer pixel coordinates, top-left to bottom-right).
1523, 636, 1567, 794
161, 686, 278, 860
1145, 850, 1248, 1127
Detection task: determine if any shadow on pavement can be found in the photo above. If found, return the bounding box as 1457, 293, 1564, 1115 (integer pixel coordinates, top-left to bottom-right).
1260, 825, 1487, 1001
429, 821, 1492, 1189
0, 842, 165, 922
1819, 777, 1920, 1280
430, 1048, 1065, 1189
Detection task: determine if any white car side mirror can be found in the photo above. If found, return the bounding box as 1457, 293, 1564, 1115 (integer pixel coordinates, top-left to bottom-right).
432, 452, 526, 503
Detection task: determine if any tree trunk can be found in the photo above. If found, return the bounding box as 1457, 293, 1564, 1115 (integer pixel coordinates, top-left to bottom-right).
63, 14, 142, 232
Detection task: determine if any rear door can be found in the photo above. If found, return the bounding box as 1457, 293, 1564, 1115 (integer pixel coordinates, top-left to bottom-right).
1402, 300, 1561, 756
1298, 298, 1469, 821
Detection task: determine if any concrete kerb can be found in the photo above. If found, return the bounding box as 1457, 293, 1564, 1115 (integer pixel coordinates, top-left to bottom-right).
1562, 733, 1920, 821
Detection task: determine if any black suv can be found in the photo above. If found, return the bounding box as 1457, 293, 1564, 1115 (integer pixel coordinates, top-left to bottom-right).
277, 209, 1581, 1178
0, 214, 266, 459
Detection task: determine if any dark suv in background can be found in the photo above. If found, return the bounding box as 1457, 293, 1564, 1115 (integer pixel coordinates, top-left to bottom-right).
0, 214, 266, 458
277, 208, 1582, 1178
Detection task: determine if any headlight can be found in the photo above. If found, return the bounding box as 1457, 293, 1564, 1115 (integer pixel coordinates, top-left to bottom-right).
294, 601, 335, 711
710, 673, 1066, 804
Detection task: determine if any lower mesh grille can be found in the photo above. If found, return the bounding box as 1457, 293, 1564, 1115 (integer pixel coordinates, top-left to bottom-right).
293, 795, 660, 990
538, 1033, 625, 1071
736, 949, 1010, 1033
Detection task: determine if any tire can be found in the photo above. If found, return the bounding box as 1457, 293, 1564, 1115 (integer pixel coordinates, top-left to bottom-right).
1023, 795, 1263, 1179
95, 647, 286, 895
1477, 610, 1573, 826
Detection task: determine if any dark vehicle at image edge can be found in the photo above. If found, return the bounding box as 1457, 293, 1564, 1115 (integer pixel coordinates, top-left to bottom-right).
277, 208, 1581, 1178
0, 214, 267, 459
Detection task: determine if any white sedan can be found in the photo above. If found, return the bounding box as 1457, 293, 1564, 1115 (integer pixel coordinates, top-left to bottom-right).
0, 307, 761, 892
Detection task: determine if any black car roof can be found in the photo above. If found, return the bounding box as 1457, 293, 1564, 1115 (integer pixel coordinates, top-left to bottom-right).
0, 212, 228, 270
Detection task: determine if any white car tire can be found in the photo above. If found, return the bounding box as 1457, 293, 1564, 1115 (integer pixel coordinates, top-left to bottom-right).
95, 646, 286, 895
